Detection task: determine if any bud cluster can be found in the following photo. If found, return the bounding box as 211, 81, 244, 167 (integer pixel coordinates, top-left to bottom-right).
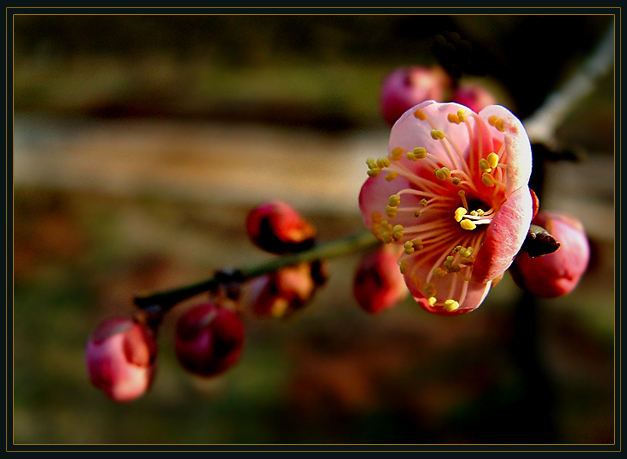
379, 65, 501, 126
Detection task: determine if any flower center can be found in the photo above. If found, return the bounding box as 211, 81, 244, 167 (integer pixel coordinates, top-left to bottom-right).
454, 191, 495, 231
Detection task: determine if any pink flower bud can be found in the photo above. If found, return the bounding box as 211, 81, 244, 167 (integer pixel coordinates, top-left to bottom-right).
450, 82, 498, 113
245, 262, 325, 318
353, 246, 408, 314
85, 317, 157, 403
380, 66, 451, 126
175, 302, 245, 377
510, 211, 590, 298
246, 201, 316, 254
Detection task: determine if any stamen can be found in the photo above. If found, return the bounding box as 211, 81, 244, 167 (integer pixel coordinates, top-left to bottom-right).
460, 220, 477, 231
392, 224, 404, 241
482, 172, 496, 187
458, 190, 468, 210
487, 152, 499, 168
430, 129, 446, 140
399, 259, 409, 274
428, 297, 437, 306
434, 167, 451, 180
388, 194, 401, 206
443, 299, 460, 312
414, 109, 427, 120
391, 147, 404, 161
385, 171, 398, 181
454, 207, 467, 222
448, 113, 461, 124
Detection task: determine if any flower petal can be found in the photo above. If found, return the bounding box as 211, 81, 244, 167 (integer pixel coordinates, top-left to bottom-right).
479, 105, 533, 196
471, 185, 533, 283
407, 275, 492, 316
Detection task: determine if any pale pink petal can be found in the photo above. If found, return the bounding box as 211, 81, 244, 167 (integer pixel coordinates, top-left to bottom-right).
479, 105, 533, 196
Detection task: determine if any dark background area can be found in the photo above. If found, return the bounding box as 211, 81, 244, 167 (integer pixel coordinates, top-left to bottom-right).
11, 13, 616, 448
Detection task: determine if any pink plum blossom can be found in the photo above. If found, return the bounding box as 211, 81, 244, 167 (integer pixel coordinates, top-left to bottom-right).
380, 66, 452, 127
510, 211, 590, 298
359, 100, 533, 315
175, 302, 245, 377
353, 245, 408, 314
85, 317, 157, 402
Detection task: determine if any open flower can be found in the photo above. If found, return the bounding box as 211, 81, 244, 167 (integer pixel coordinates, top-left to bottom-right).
359, 100, 533, 315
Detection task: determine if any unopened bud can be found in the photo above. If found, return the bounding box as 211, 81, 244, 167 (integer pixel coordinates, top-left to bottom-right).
175, 302, 245, 377
246, 201, 316, 254
510, 211, 590, 298
450, 81, 498, 113
353, 246, 408, 314
245, 261, 327, 318
85, 317, 157, 403
380, 66, 452, 126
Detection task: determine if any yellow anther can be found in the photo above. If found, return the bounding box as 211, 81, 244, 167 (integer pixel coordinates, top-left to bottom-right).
481, 172, 496, 187
452, 246, 461, 254
414, 109, 427, 120
435, 167, 451, 180
366, 158, 377, 169
412, 239, 423, 250
457, 108, 466, 121
430, 129, 446, 140
371, 212, 383, 223
469, 210, 478, 217
399, 259, 409, 274
388, 194, 401, 206
412, 147, 428, 159
385, 206, 397, 218
460, 257, 474, 265
377, 157, 391, 169
487, 152, 499, 169
424, 282, 436, 296
443, 299, 460, 312
413, 210, 421, 217
447, 264, 461, 273
460, 219, 477, 231
495, 118, 505, 132
479, 158, 492, 173
452, 177, 461, 185
454, 207, 468, 222
385, 171, 398, 181
367, 168, 381, 177
420, 198, 428, 207
459, 246, 474, 258
448, 113, 460, 124
488, 115, 498, 126
433, 267, 447, 279
404, 241, 414, 254
392, 224, 404, 241
428, 297, 437, 306
476, 209, 485, 216
391, 147, 404, 161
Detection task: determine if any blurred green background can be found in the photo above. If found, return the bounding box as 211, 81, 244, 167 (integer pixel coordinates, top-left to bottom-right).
12, 13, 615, 446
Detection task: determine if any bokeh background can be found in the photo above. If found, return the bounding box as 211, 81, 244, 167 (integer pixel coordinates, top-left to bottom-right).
12, 13, 616, 446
